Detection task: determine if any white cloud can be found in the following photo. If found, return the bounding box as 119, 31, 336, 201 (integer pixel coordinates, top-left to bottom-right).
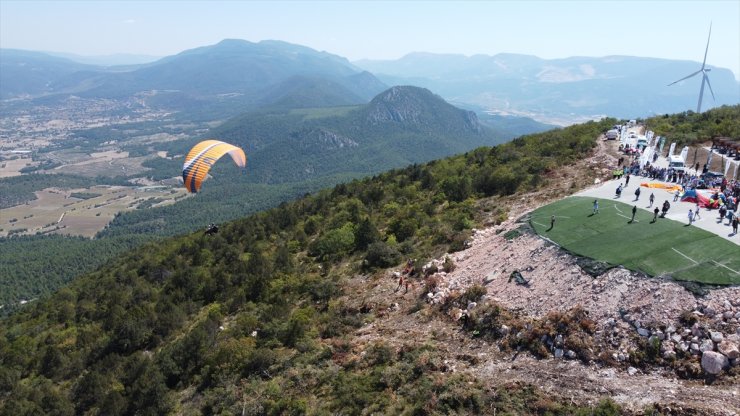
122, 19, 136, 24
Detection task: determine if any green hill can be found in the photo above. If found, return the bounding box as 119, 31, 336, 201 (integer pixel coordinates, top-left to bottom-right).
0, 86, 508, 312
0, 117, 616, 414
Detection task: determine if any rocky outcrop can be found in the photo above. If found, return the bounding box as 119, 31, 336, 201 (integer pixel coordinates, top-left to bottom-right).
364, 86, 482, 133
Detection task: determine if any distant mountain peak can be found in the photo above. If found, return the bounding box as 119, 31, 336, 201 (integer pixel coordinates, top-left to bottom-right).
365, 86, 482, 133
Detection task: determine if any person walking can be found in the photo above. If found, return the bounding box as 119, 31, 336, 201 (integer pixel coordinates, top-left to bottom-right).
673, 189, 680, 202
687, 209, 694, 225
732, 216, 739, 235
593, 199, 599, 214
634, 187, 641, 201
649, 193, 655, 207
395, 274, 404, 292
616, 184, 622, 198
549, 215, 555, 230
652, 207, 659, 223
625, 173, 631, 186
694, 203, 701, 220
631, 205, 637, 223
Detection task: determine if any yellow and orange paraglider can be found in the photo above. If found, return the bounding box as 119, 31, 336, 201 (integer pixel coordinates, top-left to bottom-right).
182, 140, 246, 193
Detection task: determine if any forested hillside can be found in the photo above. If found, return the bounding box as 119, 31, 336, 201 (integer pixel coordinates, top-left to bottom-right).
644, 105, 740, 145
0, 86, 509, 310
0, 118, 618, 414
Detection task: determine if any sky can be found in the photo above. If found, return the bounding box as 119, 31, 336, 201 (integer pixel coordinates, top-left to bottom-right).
2, 0, 739, 79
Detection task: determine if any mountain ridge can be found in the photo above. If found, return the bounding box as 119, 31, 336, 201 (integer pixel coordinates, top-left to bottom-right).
355, 52, 740, 121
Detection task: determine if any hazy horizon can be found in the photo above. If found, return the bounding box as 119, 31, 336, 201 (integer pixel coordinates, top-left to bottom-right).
1, 0, 739, 79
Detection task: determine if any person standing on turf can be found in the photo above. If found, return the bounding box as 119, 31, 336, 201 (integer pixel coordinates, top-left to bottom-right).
593, 199, 599, 214
649, 192, 655, 207
652, 207, 659, 223
630, 205, 637, 223
688, 209, 694, 225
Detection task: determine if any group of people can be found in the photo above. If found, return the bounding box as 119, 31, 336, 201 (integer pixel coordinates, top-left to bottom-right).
615, 172, 739, 236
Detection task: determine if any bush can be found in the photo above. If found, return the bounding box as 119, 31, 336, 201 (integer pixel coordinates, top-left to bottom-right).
364, 241, 401, 269
442, 256, 456, 273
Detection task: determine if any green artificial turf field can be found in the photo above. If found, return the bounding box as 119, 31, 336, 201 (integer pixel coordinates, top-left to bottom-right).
529, 196, 740, 285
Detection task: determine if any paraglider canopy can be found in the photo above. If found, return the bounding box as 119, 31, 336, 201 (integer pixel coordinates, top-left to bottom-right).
182, 140, 246, 193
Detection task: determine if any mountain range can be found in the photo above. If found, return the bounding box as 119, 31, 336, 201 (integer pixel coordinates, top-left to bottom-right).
3, 40, 739, 123
1, 40, 387, 119
355, 52, 740, 123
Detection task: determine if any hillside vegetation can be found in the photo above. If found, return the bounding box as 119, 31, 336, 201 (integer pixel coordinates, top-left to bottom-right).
0, 118, 617, 414
644, 105, 740, 145
0, 86, 512, 311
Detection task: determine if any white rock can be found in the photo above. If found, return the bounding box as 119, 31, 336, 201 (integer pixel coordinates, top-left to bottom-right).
671, 334, 682, 343
565, 350, 577, 359
710, 331, 724, 343
701, 351, 729, 375
700, 339, 715, 352
467, 302, 477, 311
554, 348, 564, 358
666, 324, 676, 334
663, 350, 676, 360
637, 328, 650, 337
627, 366, 639, 376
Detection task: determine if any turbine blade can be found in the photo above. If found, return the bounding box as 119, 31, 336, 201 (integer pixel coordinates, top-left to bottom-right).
668, 70, 702, 86
701, 23, 712, 68
704, 73, 716, 101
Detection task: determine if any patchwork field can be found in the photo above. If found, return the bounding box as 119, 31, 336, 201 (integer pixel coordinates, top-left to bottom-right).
529, 196, 740, 285
0, 185, 189, 238
0, 156, 36, 178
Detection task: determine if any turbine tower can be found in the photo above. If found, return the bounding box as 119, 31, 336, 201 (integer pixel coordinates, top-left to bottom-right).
668, 23, 715, 113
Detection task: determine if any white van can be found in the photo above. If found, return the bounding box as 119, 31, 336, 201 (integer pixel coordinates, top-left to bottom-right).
668, 155, 685, 171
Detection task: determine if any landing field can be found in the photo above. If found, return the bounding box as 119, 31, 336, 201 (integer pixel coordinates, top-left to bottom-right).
529, 196, 740, 285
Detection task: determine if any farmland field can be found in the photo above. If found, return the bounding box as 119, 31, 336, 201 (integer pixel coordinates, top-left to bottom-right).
0, 185, 189, 238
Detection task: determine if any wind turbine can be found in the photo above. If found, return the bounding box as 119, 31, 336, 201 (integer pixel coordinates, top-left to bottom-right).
668, 23, 715, 113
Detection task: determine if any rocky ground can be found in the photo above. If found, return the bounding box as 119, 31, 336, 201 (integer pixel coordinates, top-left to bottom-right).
344, 136, 740, 415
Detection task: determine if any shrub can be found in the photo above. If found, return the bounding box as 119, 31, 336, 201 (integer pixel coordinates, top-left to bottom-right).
442, 256, 456, 273
364, 241, 401, 269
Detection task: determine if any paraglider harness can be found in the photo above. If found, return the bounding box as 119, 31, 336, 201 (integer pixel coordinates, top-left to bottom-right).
205, 223, 219, 236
